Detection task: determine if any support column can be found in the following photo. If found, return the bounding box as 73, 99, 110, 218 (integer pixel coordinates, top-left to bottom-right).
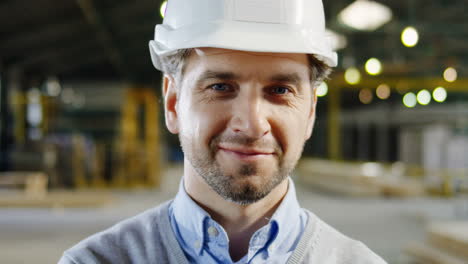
0, 63, 8, 170
376, 105, 390, 162
357, 122, 370, 161
376, 123, 389, 162
7, 68, 26, 146
327, 85, 342, 160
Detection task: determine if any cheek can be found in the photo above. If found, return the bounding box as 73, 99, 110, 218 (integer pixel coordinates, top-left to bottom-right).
270, 108, 310, 155
179, 99, 229, 146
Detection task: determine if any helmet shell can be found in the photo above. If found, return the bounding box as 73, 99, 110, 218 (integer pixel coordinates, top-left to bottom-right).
149, 0, 338, 70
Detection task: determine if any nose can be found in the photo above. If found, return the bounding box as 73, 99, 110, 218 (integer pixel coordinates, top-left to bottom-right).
229, 94, 271, 139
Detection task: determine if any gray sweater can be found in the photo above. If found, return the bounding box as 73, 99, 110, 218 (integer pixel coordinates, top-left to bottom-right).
59, 201, 386, 264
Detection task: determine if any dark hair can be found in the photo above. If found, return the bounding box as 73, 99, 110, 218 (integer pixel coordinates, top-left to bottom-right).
160, 49, 332, 88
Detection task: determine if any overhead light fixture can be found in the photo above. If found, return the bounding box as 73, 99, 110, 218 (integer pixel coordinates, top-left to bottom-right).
344, 67, 361, 85
443, 67, 457, 82
359, 89, 373, 104
338, 0, 393, 31
417, 89, 431, 105
317, 82, 328, 97
403, 92, 417, 108
433, 87, 447, 103
365, 58, 382, 75
401, 26, 419, 47
376, 84, 390, 100
326, 29, 348, 51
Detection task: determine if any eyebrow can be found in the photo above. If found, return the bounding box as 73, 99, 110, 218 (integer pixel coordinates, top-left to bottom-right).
269, 73, 303, 87
196, 70, 240, 83
193, 70, 240, 90
195, 70, 304, 88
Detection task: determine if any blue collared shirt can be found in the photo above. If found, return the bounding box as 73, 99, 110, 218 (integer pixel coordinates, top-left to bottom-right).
169, 178, 308, 264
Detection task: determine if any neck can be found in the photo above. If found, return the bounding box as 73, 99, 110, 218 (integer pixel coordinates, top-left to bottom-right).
183, 162, 289, 261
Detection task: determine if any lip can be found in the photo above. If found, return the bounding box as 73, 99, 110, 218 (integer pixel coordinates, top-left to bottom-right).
218, 146, 274, 161
218, 146, 274, 155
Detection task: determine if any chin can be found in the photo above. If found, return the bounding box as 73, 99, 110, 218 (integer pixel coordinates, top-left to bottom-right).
211, 168, 287, 205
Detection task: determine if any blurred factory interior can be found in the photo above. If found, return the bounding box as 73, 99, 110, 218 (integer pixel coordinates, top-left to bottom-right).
0, 0, 467, 263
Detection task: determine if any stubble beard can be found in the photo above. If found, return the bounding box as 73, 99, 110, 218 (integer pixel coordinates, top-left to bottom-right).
180, 133, 301, 205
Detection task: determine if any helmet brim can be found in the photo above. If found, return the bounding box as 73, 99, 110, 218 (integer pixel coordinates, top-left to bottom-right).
150, 21, 338, 71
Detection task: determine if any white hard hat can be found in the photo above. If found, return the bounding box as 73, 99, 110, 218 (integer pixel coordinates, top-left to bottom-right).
149, 0, 338, 71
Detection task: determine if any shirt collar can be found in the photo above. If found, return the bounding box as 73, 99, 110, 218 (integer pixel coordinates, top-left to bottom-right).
171, 177, 302, 257
265, 177, 302, 255
171, 178, 210, 255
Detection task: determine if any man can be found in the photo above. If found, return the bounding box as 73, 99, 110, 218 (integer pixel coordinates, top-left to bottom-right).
60, 0, 387, 263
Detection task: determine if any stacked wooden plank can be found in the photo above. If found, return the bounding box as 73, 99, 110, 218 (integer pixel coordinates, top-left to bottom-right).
0, 190, 115, 208
0, 171, 48, 197
296, 159, 381, 196
405, 221, 468, 264
296, 158, 425, 197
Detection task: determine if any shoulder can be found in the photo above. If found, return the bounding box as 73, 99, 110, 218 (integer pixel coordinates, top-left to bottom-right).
59, 201, 175, 264
296, 210, 387, 264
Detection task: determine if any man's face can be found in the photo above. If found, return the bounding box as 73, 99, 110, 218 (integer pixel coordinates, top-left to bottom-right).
164, 48, 317, 205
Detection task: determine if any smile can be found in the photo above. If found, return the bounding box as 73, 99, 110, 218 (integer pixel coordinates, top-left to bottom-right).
218, 147, 274, 161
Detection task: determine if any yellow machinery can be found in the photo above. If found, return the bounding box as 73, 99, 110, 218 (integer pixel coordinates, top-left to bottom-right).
113, 87, 161, 188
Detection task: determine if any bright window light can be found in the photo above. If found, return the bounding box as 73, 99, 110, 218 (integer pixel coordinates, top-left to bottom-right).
443, 67, 457, 82
344, 67, 361, 85
403, 92, 417, 108
160, 1, 168, 18
433, 87, 447, 103
338, 0, 392, 31
326, 29, 348, 51
401, 26, 419, 47
365, 58, 382, 75
316, 82, 328, 97
417, 89, 431, 105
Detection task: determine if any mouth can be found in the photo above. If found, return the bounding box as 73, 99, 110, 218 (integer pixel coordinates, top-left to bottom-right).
218, 146, 275, 161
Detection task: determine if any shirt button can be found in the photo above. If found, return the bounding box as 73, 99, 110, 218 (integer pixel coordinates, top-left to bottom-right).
193, 240, 201, 249
207, 226, 219, 237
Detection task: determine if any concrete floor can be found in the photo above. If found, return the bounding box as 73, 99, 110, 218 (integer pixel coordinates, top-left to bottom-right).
0, 167, 466, 264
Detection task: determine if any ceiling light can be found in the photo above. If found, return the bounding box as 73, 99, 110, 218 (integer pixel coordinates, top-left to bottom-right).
403, 92, 416, 108
344, 67, 361, 85
443, 67, 457, 82
365, 58, 382, 75
433, 87, 447, 103
359, 89, 373, 104
325, 29, 348, 51
317, 82, 328, 97
376, 84, 390, 100
338, 0, 393, 31
401, 26, 419, 47
417, 89, 431, 105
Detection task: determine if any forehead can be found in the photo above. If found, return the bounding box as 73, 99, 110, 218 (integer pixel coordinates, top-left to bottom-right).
184, 48, 310, 77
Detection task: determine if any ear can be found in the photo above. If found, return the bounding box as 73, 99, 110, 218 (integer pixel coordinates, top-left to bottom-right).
304, 86, 318, 140
163, 75, 180, 134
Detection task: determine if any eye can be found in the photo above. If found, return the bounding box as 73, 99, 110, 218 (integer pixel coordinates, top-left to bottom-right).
210, 83, 232, 92
270, 86, 290, 95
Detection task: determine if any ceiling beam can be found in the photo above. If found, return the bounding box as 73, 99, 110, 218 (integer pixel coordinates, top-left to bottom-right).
329, 75, 468, 92
45, 52, 108, 76
0, 19, 87, 58
107, 0, 158, 23
75, 0, 129, 78
13, 39, 99, 69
